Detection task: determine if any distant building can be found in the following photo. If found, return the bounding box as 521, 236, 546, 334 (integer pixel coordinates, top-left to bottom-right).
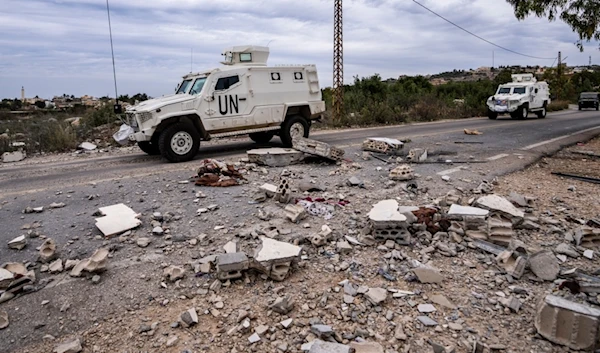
21, 87, 25, 102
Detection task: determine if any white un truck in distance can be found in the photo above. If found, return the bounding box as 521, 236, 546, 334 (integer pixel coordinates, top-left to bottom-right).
118, 45, 325, 162
486, 73, 550, 120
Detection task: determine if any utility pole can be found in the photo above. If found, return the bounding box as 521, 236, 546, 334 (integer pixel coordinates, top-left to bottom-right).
557, 51, 562, 100
492, 50, 494, 69
333, 0, 343, 122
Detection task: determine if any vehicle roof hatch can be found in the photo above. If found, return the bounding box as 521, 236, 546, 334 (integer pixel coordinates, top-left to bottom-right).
221, 45, 269, 67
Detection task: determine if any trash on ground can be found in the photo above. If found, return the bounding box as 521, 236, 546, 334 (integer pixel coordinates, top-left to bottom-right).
464, 128, 483, 135
195, 159, 246, 187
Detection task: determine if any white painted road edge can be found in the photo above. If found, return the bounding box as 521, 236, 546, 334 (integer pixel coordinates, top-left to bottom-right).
437, 166, 464, 176
487, 153, 510, 161
521, 126, 600, 151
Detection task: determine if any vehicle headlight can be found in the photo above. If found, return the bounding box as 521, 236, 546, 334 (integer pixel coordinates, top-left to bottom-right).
138, 112, 153, 124
509, 100, 519, 105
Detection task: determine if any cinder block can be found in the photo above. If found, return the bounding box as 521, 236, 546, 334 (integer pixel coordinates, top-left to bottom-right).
292, 137, 345, 161
216, 252, 249, 280
362, 137, 403, 154
487, 214, 513, 246
535, 295, 600, 351
373, 225, 411, 245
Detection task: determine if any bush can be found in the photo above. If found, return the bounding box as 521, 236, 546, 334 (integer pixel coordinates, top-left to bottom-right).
547, 100, 570, 112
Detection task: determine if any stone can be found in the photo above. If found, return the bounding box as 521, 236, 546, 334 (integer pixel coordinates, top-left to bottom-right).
389, 165, 414, 181
406, 148, 427, 162
260, 183, 278, 197
48, 259, 63, 274
535, 294, 600, 351
584, 250, 594, 260
308, 340, 353, 353
180, 308, 198, 327
441, 175, 451, 182
336, 240, 353, 254
166, 335, 179, 347
2, 263, 26, 276
39, 238, 57, 263
94, 203, 141, 237
413, 265, 444, 284
417, 316, 438, 326
347, 176, 364, 187
350, 341, 385, 353
248, 333, 261, 343
448, 204, 489, 217
2, 150, 26, 163
216, 252, 249, 280
365, 287, 387, 305
280, 318, 293, 328
83, 248, 109, 272
0, 311, 8, 329
475, 194, 524, 220
269, 295, 294, 314
53, 338, 82, 353
255, 324, 269, 335
49, 202, 66, 209
292, 137, 345, 161
417, 304, 436, 313
508, 192, 534, 208
311, 324, 334, 338
91, 275, 101, 284
78, 142, 97, 150
448, 322, 463, 331
152, 226, 164, 235
163, 265, 185, 282
499, 296, 521, 312
136, 237, 151, 248
223, 241, 238, 254
555, 243, 580, 258
8, 235, 26, 250
247, 148, 304, 167
529, 251, 560, 281
496, 251, 526, 279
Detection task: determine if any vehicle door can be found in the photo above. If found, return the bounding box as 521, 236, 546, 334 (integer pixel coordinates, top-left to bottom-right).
209, 74, 249, 122
531, 86, 541, 108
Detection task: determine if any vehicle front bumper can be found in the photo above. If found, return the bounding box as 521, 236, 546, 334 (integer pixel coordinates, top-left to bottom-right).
488, 105, 518, 113
129, 132, 151, 142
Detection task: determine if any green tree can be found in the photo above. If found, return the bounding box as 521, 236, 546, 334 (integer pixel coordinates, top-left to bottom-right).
506, 0, 600, 50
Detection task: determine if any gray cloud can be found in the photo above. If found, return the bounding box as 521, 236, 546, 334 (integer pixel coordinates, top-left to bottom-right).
0, 0, 596, 99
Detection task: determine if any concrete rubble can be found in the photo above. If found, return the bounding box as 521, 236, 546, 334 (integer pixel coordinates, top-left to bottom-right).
216, 252, 249, 280
39, 238, 57, 263
389, 164, 414, 181
78, 142, 97, 151
53, 338, 82, 353
2, 150, 26, 163
535, 295, 600, 351
368, 200, 411, 245
362, 137, 403, 154
0, 311, 8, 330
292, 137, 345, 161
308, 339, 353, 353
70, 248, 109, 277
94, 203, 141, 237
8, 235, 26, 250
406, 148, 427, 162
247, 148, 304, 167
253, 237, 302, 281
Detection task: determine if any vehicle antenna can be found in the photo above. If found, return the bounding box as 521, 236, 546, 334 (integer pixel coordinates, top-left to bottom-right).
191, 48, 193, 73
266, 40, 274, 47
106, 0, 121, 113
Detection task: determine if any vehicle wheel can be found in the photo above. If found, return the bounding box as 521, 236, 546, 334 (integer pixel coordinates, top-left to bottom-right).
579, 105, 582, 111
487, 111, 498, 120
280, 115, 309, 147
137, 141, 160, 155
536, 106, 547, 119
249, 131, 275, 144
510, 112, 519, 119
519, 105, 529, 120
158, 122, 201, 162
596, 105, 599, 111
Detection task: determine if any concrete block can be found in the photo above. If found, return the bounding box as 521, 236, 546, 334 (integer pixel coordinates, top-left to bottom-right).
373, 225, 411, 245
275, 178, 292, 204
448, 205, 489, 217
406, 148, 427, 162
292, 137, 345, 161
260, 183, 278, 197
574, 226, 600, 248
285, 204, 306, 223
535, 295, 600, 351
389, 164, 414, 181
247, 148, 304, 167
368, 200, 407, 229
362, 137, 403, 154
2, 151, 26, 163
496, 250, 526, 279
487, 214, 514, 246
253, 237, 301, 281
216, 252, 249, 280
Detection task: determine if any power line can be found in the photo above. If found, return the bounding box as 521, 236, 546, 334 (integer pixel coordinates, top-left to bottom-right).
412, 0, 556, 60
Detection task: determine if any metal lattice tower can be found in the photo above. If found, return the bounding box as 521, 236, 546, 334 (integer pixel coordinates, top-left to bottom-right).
333, 0, 343, 121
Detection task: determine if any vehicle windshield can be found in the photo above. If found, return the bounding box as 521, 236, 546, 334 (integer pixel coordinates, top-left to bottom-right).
497, 87, 511, 94
580, 92, 598, 99
189, 77, 207, 95
176, 79, 192, 94
513, 87, 526, 94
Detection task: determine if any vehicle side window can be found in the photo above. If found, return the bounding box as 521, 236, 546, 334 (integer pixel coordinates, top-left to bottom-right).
215, 75, 240, 91
535, 88, 538, 94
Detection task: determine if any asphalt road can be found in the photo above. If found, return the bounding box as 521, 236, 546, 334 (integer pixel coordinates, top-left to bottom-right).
0, 109, 599, 199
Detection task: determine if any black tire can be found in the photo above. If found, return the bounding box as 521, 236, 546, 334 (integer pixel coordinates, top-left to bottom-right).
510, 112, 519, 119
518, 105, 529, 120
596, 105, 599, 111
280, 115, 310, 147
536, 105, 547, 119
158, 122, 201, 163
249, 131, 275, 144
579, 105, 582, 111
137, 141, 160, 155
487, 110, 498, 120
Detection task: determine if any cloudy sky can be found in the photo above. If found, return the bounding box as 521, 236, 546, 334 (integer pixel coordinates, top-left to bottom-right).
0, 0, 597, 100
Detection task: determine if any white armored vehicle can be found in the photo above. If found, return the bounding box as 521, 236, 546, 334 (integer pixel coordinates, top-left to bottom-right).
486, 74, 550, 120
120, 46, 325, 162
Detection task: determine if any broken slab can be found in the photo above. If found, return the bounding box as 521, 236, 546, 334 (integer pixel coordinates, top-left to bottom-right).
362, 137, 403, 154
389, 165, 414, 181
406, 148, 427, 162
216, 252, 249, 280
8, 235, 26, 250
529, 251, 560, 281
555, 243, 580, 258
430, 294, 457, 309
475, 194, 524, 220
78, 142, 97, 151
84, 248, 108, 272
94, 204, 141, 237
260, 183, 278, 197
284, 204, 306, 223
364, 287, 387, 305
368, 200, 407, 227
180, 308, 199, 327
413, 264, 444, 284
0, 268, 14, 289
350, 341, 385, 353
247, 148, 304, 167
496, 251, 526, 279
535, 295, 600, 351
308, 339, 353, 353
448, 204, 489, 217
163, 265, 186, 282
253, 237, 301, 281
2, 150, 26, 163
292, 137, 345, 161
53, 338, 82, 353
48, 259, 63, 274
269, 295, 295, 314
